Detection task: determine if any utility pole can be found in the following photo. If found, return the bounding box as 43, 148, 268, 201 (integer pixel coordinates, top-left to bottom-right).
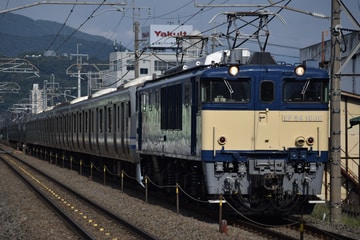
132, 0, 140, 79
134, 21, 140, 79
330, 0, 342, 224
132, 0, 150, 79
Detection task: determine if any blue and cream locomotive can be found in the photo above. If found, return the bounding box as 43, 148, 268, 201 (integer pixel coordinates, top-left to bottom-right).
6, 48, 329, 215
138, 49, 329, 214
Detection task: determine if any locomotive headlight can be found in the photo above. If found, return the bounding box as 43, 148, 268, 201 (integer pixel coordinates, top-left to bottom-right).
228, 65, 239, 76
294, 65, 306, 76
295, 136, 305, 146
306, 136, 315, 146
218, 136, 227, 145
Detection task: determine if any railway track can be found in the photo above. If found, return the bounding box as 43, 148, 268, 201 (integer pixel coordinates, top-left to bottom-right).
2, 144, 359, 240
284, 216, 357, 240
231, 215, 357, 240
0, 149, 157, 240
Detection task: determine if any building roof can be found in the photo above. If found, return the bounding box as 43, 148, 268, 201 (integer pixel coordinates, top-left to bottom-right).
350, 116, 360, 127
342, 90, 360, 100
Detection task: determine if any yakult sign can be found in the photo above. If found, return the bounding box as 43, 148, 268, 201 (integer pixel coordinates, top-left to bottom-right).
141, 25, 193, 48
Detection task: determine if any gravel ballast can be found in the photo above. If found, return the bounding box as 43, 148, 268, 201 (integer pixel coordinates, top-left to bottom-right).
1, 147, 359, 239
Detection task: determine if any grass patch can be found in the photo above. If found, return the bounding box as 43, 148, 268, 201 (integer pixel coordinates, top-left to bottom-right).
311, 203, 360, 226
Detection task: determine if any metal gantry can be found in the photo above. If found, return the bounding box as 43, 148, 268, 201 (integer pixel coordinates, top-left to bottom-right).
0, 58, 40, 101
0, 1, 127, 15
0, 58, 39, 75
330, 0, 342, 224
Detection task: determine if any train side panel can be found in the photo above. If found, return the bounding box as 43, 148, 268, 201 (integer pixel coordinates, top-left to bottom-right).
20, 87, 138, 164
138, 76, 200, 160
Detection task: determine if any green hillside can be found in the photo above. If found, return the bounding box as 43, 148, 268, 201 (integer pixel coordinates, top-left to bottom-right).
0, 12, 124, 60
0, 13, 123, 113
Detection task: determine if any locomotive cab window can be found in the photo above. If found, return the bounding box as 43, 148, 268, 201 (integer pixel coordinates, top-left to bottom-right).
201, 78, 250, 103
260, 81, 274, 102
283, 79, 329, 103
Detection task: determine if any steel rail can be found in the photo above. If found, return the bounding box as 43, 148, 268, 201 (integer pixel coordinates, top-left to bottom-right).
0, 154, 96, 239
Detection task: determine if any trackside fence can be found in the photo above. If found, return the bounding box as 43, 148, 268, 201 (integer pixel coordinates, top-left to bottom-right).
33, 148, 301, 233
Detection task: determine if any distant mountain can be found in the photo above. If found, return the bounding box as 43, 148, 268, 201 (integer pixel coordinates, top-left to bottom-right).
0, 13, 124, 60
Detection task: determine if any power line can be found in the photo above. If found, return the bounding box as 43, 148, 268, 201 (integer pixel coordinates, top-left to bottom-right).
53, 0, 108, 53
45, 0, 79, 52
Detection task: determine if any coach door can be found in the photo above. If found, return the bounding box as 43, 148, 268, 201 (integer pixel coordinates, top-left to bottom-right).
254, 80, 280, 150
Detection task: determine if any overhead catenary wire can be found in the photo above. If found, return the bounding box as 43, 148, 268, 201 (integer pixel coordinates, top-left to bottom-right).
112, 0, 300, 78
52, 0, 108, 53
133, 0, 217, 60
4, 1, 331, 65
130, 0, 302, 62
92, 7, 128, 57
45, 0, 79, 52
22, 1, 314, 60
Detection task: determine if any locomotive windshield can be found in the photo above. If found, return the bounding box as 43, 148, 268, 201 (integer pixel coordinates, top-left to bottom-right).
201, 78, 250, 103
283, 79, 329, 103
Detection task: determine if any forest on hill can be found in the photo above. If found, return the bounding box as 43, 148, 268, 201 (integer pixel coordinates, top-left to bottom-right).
0, 13, 123, 113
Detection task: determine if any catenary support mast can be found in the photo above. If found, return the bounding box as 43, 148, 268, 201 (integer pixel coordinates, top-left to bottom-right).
330, 0, 342, 224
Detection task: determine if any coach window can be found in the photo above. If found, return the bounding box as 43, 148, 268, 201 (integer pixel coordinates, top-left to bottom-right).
98, 108, 103, 133
79, 112, 83, 133
141, 92, 148, 112
63, 115, 67, 133
148, 92, 153, 111
73, 113, 77, 133
85, 111, 88, 133
108, 106, 112, 132
184, 83, 190, 107
154, 90, 159, 110
69, 113, 72, 135
260, 81, 274, 102
117, 105, 121, 131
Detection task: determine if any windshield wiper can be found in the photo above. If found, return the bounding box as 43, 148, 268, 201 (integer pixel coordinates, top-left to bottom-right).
301, 79, 311, 97
224, 79, 234, 98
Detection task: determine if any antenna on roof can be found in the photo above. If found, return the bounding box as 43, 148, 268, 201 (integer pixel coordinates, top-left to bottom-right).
113, 39, 118, 52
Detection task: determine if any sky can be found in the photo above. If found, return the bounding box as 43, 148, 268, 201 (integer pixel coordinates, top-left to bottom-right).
1, 0, 360, 63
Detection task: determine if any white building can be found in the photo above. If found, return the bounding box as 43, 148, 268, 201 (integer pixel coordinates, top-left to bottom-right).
301, 32, 360, 204
102, 24, 207, 88
300, 32, 360, 94
30, 83, 44, 114
104, 51, 199, 87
